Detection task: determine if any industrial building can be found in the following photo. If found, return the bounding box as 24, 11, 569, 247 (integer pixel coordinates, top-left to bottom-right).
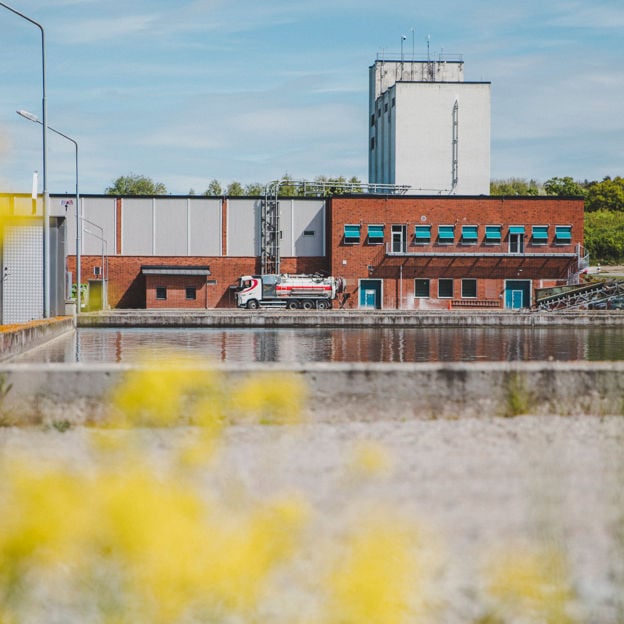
368, 55, 490, 195
62, 192, 584, 311
0, 193, 67, 324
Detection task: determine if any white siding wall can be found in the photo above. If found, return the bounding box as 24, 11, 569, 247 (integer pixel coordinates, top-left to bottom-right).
394, 82, 490, 195
226, 199, 259, 256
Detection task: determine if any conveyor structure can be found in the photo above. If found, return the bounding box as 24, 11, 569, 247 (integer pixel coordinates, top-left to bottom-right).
536, 279, 624, 311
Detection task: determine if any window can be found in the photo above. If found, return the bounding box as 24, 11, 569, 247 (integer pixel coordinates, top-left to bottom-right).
532, 225, 549, 244
509, 226, 525, 254
370, 136, 375, 150
461, 279, 477, 298
384, 101, 388, 112
438, 225, 455, 243
461, 225, 478, 243
414, 225, 431, 242
391, 225, 406, 253
370, 114, 375, 127
367, 224, 384, 244
303, 230, 315, 237
485, 225, 501, 242
185, 287, 196, 300
555, 225, 572, 242
344, 224, 361, 244
438, 279, 453, 298
414, 279, 430, 298
156, 287, 167, 300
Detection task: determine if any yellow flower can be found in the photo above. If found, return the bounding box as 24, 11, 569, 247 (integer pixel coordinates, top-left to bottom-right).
484, 543, 578, 624
233, 372, 307, 424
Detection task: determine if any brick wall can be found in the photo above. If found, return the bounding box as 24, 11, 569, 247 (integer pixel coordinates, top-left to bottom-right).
66, 255, 328, 309
328, 196, 584, 309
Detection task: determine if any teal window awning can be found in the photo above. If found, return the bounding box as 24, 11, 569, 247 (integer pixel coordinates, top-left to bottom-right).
485, 225, 501, 240
414, 225, 431, 239
462, 225, 478, 240
555, 225, 572, 240
344, 224, 361, 240
367, 224, 384, 240
509, 225, 525, 234
438, 225, 455, 240
532, 226, 549, 240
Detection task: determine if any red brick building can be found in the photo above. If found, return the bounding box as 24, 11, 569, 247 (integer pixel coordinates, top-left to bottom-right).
63, 194, 584, 311
328, 195, 584, 310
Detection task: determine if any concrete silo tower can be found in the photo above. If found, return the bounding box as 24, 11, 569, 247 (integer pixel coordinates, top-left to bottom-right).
368, 49, 490, 195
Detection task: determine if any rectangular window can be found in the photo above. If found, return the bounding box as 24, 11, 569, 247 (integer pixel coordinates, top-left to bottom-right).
414, 279, 430, 298
344, 224, 361, 244
185, 287, 196, 300
532, 225, 549, 244
461, 279, 477, 298
438, 279, 453, 298
509, 225, 525, 235
438, 225, 455, 243
371, 114, 375, 127
555, 225, 572, 242
485, 225, 501, 242
367, 224, 384, 244
462, 225, 478, 243
414, 225, 431, 242
156, 287, 167, 300
303, 230, 315, 237
370, 136, 375, 150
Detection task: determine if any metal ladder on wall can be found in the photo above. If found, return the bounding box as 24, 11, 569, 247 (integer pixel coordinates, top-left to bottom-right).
259, 180, 411, 276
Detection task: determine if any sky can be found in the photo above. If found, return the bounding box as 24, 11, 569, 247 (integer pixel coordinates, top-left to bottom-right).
0, 0, 623, 196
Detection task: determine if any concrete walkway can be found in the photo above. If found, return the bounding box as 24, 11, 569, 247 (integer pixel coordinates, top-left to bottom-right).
77, 308, 624, 328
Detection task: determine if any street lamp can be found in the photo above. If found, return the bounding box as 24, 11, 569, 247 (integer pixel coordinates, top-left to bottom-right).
0, 2, 50, 317
17, 110, 80, 314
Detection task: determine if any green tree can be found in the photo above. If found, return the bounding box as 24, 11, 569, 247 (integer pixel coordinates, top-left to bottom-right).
490, 178, 541, 196
244, 182, 265, 195
106, 174, 167, 195
585, 176, 624, 212
584, 209, 624, 263
203, 179, 223, 196
544, 176, 586, 197
278, 173, 298, 197
226, 181, 244, 196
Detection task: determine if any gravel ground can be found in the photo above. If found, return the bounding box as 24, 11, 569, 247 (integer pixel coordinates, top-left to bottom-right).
2, 415, 623, 623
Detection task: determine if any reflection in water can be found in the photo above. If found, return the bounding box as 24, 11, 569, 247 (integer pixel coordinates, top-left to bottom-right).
10, 327, 624, 363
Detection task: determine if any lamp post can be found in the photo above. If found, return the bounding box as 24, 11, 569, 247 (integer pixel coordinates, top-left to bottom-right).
17, 110, 80, 314
0, 2, 49, 317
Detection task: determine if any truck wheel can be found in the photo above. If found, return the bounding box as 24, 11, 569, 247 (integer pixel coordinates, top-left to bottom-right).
316, 300, 328, 310
246, 299, 259, 310
302, 300, 314, 310
287, 300, 299, 310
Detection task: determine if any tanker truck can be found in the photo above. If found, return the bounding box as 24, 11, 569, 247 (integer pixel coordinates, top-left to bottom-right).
235, 274, 344, 310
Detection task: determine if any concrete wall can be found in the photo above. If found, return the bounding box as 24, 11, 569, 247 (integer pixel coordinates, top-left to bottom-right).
2, 361, 623, 425
368, 59, 490, 195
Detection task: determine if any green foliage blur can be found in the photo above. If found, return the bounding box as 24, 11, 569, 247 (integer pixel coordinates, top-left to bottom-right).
106, 174, 168, 195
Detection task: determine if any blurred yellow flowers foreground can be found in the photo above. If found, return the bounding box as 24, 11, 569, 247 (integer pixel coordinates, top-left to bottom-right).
0, 356, 581, 623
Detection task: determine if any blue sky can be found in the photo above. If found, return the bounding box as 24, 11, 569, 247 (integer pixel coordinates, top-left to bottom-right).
0, 0, 622, 195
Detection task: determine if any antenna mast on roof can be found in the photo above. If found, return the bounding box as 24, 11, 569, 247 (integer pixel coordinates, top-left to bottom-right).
427, 35, 434, 81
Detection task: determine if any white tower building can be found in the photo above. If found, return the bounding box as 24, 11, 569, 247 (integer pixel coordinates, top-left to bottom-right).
368, 54, 491, 195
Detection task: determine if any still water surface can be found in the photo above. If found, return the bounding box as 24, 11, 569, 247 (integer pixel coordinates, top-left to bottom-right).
10, 327, 624, 363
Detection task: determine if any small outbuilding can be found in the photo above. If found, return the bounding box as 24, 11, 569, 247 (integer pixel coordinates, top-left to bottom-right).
141, 265, 212, 309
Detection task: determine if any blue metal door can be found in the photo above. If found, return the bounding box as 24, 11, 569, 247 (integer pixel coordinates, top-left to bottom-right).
504, 280, 531, 309
359, 279, 382, 309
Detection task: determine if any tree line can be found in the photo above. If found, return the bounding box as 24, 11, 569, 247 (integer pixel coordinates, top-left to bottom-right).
105, 173, 363, 198
106, 174, 624, 264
